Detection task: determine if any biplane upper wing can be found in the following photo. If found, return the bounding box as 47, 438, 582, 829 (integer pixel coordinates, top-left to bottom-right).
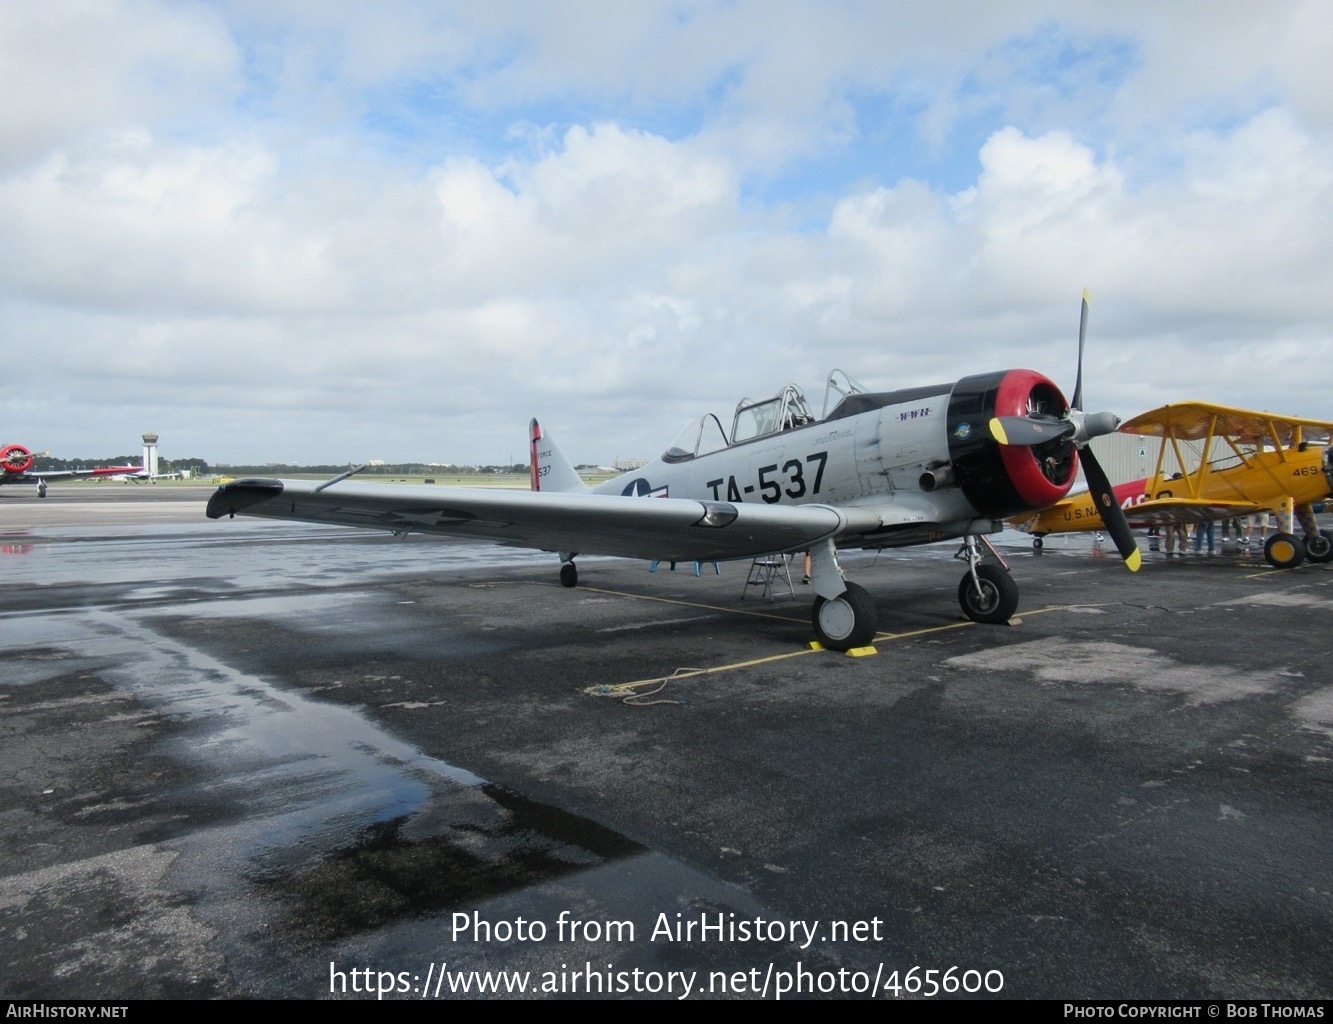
206, 478, 892, 564
1119, 402, 1333, 446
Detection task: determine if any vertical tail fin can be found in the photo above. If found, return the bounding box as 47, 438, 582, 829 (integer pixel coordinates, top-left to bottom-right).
529, 419, 589, 493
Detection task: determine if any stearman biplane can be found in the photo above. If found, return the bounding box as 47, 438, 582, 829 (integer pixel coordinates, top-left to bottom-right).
1012, 402, 1333, 569
208, 294, 1139, 651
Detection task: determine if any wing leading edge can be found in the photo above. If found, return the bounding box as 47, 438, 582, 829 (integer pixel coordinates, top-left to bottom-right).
206, 477, 867, 563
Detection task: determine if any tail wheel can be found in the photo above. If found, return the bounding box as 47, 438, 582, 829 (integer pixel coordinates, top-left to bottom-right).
1264, 533, 1305, 570
811, 581, 878, 651
958, 564, 1019, 624
1304, 530, 1333, 564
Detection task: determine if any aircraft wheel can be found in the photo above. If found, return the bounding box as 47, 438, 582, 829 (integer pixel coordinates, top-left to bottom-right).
38, 483, 48, 498
1304, 530, 1333, 564
559, 562, 578, 588
958, 564, 1019, 624
1264, 533, 1305, 570
811, 581, 877, 651
1033, 536, 1044, 550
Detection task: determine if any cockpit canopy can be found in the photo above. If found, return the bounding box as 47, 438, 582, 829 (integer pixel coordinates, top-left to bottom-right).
662, 413, 730, 463
730, 384, 815, 444
660, 371, 867, 462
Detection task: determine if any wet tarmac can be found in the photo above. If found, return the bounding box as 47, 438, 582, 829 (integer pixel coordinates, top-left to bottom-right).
1, 485, 1330, 1000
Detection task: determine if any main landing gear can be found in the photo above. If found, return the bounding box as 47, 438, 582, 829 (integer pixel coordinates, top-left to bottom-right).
811, 581, 878, 651
957, 535, 1019, 625
807, 535, 1019, 652
559, 555, 579, 588
1305, 529, 1333, 564
1264, 529, 1333, 569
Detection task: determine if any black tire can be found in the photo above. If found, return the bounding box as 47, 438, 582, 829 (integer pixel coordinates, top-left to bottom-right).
1264, 533, 1305, 570
1304, 530, 1333, 564
1033, 536, 1044, 550
811, 581, 878, 651
958, 564, 1019, 624
559, 562, 578, 588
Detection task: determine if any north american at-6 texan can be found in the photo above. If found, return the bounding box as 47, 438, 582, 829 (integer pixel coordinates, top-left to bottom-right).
208, 298, 1138, 651
1, 443, 141, 497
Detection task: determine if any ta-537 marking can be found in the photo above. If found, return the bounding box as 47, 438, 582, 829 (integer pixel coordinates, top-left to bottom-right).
707, 452, 828, 503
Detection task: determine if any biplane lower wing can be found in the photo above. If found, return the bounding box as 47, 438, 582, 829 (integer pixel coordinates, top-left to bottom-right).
1127, 497, 1259, 525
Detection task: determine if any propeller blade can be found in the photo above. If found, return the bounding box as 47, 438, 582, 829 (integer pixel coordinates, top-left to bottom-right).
989, 416, 1076, 447
1080, 445, 1141, 571
1072, 287, 1089, 412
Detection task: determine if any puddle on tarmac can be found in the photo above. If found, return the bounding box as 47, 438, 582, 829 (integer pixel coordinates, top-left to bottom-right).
261, 785, 647, 940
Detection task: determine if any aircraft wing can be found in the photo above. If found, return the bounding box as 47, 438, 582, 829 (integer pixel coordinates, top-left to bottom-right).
206, 478, 882, 563
35, 467, 141, 480
1126, 496, 1260, 525
1120, 402, 1333, 446
0, 466, 142, 487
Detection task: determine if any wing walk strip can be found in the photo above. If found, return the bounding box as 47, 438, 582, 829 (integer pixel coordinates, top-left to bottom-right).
583, 596, 1069, 697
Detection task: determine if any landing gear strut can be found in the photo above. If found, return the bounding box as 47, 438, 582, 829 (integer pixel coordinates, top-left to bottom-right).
958, 535, 1018, 624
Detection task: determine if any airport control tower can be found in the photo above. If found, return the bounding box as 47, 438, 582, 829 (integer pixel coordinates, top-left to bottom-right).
142, 433, 159, 479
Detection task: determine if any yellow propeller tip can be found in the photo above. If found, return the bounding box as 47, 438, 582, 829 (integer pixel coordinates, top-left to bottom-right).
1125, 549, 1142, 572
989, 419, 1008, 445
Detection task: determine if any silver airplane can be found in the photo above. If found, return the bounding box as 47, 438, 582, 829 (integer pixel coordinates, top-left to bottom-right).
208, 299, 1138, 651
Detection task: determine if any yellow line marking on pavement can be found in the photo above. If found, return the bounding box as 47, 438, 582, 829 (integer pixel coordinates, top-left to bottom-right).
576, 585, 807, 623
587, 603, 1071, 696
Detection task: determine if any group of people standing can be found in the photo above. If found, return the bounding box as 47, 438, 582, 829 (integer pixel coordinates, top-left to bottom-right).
1147, 513, 1269, 555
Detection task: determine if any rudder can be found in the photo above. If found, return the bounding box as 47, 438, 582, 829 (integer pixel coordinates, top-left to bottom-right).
529, 419, 589, 493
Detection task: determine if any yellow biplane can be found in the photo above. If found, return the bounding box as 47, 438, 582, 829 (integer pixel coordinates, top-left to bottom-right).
1012, 402, 1333, 569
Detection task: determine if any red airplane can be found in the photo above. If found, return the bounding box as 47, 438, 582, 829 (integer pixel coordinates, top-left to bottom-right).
1, 443, 142, 498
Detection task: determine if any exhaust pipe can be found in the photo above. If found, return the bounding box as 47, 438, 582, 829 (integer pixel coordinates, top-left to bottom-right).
919, 466, 955, 492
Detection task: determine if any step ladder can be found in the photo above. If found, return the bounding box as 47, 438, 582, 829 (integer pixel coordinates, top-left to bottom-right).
743, 554, 794, 600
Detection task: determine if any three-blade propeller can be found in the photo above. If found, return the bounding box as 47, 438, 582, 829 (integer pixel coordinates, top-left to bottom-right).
989, 290, 1142, 572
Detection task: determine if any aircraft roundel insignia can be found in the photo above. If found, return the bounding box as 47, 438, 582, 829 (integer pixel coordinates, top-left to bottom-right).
622, 478, 668, 498
954, 423, 972, 440
623, 478, 654, 496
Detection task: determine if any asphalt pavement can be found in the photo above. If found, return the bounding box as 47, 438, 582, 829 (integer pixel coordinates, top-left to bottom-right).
1, 484, 1329, 1000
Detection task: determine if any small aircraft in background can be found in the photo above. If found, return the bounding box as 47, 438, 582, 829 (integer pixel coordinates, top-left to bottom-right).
1011, 402, 1333, 569
1, 443, 142, 498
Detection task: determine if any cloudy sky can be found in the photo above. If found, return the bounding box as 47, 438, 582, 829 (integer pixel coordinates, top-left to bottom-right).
3, 1, 1331, 467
